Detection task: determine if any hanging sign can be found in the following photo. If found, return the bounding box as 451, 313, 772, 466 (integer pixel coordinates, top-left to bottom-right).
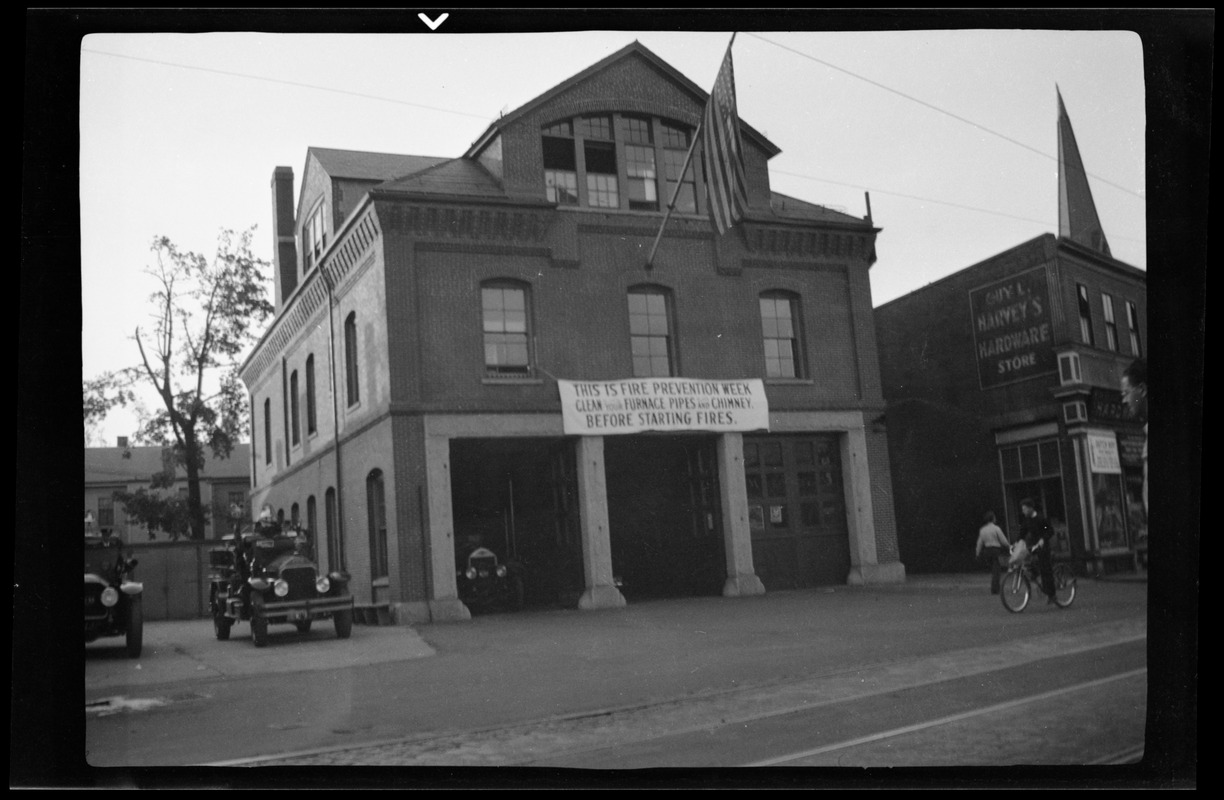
558, 378, 769, 436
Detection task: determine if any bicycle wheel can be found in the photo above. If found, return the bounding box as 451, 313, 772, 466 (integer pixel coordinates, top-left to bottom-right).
1052, 564, 1077, 607
1000, 566, 1030, 613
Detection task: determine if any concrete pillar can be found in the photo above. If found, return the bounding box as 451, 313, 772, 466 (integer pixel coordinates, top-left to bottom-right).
842, 426, 905, 585
419, 434, 470, 622
575, 436, 626, 610
717, 433, 765, 596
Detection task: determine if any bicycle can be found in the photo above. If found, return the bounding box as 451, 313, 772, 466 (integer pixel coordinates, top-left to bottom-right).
1000, 548, 1076, 612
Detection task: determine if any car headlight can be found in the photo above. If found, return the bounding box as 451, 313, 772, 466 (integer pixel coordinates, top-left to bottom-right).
316, 576, 331, 593
496, 565, 507, 578
249, 577, 271, 591
100, 587, 119, 607
465, 567, 477, 581
274, 579, 290, 597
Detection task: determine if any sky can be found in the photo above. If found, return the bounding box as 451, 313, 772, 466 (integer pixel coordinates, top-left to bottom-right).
78, 22, 1149, 447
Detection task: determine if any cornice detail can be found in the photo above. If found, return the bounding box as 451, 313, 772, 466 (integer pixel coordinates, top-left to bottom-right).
382, 202, 552, 245
742, 221, 871, 261
243, 209, 380, 381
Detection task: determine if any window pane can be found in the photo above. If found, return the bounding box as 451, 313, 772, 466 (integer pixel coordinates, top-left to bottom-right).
1039, 440, 1060, 475
624, 116, 653, 144
585, 141, 616, 174
1001, 447, 1020, 481
579, 115, 612, 139
587, 173, 619, 208
1020, 443, 1040, 478
542, 136, 576, 169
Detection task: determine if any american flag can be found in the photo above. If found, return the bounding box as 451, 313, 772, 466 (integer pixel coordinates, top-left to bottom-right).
701, 45, 748, 236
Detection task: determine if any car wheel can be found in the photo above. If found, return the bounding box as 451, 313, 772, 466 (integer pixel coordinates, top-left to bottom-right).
250, 594, 268, 648
333, 607, 353, 639
125, 596, 144, 658
294, 619, 312, 634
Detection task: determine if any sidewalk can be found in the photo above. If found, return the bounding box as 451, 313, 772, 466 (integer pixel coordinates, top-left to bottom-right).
86, 570, 1145, 699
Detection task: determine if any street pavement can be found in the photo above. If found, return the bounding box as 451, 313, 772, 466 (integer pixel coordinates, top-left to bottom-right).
84, 571, 1156, 776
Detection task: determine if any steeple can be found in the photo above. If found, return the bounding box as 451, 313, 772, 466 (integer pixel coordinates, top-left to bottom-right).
1057, 86, 1111, 256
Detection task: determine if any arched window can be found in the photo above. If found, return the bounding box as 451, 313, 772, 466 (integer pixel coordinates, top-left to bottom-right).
481, 281, 532, 377
290, 369, 300, 446
760, 291, 803, 379
291, 502, 300, 527
263, 398, 272, 464
366, 470, 388, 581
627, 285, 675, 377
344, 312, 360, 406
325, 487, 343, 571
305, 354, 317, 435
306, 495, 318, 554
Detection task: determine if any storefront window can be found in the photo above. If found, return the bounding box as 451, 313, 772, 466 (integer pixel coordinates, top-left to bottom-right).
1000, 438, 1068, 556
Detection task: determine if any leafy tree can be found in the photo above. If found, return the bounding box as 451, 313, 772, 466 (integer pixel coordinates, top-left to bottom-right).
90, 228, 273, 539
83, 372, 135, 446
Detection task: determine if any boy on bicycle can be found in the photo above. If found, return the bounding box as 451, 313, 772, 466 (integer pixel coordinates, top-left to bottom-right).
1018, 498, 1057, 604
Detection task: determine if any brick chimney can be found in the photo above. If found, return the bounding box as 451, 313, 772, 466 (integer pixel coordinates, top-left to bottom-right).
271, 166, 298, 309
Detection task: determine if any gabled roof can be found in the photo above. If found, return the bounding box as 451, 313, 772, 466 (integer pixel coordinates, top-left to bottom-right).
375, 157, 508, 200
465, 40, 781, 160
307, 147, 448, 183
85, 444, 251, 485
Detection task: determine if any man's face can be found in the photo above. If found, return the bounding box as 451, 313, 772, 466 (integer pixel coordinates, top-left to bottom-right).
1021, 504, 1034, 518
1120, 375, 1146, 417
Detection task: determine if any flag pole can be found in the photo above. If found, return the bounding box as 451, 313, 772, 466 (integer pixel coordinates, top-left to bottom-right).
645, 32, 737, 271
645, 119, 703, 270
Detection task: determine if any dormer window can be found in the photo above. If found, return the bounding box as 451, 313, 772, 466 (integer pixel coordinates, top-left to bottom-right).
542, 114, 699, 213
303, 201, 326, 273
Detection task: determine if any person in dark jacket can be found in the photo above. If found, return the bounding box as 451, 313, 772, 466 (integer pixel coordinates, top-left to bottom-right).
1018, 498, 1057, 604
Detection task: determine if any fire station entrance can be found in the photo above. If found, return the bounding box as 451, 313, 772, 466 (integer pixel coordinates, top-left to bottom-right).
449, 437, 584, 610
743, 434, 850, 589
604, 435, 725, 600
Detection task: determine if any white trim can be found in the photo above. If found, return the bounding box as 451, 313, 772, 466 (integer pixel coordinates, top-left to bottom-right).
994, 422, 1059, 445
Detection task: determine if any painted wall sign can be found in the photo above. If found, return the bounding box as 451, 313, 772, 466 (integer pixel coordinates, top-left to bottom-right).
1087, 432, 1121, 474
557, 378, 770, 436
969, 267, 1057, 389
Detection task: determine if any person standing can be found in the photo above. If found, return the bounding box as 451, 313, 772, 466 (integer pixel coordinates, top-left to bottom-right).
1121, 358, 1148, 518
1018, 498, 1057, 604
975, 510, 1010, 594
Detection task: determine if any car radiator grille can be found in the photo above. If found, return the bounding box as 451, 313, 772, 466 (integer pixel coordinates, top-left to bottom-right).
282, 565, 317, 598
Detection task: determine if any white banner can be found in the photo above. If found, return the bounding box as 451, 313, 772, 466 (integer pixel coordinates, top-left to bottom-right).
558, 378, 769, 436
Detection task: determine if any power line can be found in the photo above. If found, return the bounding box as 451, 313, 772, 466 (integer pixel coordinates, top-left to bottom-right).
745, 32, 1144, 201
81, 48, 495, 123
771, 169, 1145, 246
83, 41, 1143, 243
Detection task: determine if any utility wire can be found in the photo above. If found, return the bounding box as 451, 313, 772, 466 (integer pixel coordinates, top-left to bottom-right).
745, 32, 1144, 201
83, 42, 1143, 238
81, 48, 495, 122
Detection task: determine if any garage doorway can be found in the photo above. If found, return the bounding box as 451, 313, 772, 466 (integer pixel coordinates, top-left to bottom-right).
604, 435, 725, 601
744, 434, 849, 589
449, 438, 583, 609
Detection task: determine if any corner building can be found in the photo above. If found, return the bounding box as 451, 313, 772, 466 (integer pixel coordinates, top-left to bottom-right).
240, 42, 904, 623
876, 234, 1147, 575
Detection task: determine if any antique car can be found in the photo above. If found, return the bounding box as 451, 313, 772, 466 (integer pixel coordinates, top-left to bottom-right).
84, 533, 144, 658
208, 518, 353, 647
456, 545, 524, 613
